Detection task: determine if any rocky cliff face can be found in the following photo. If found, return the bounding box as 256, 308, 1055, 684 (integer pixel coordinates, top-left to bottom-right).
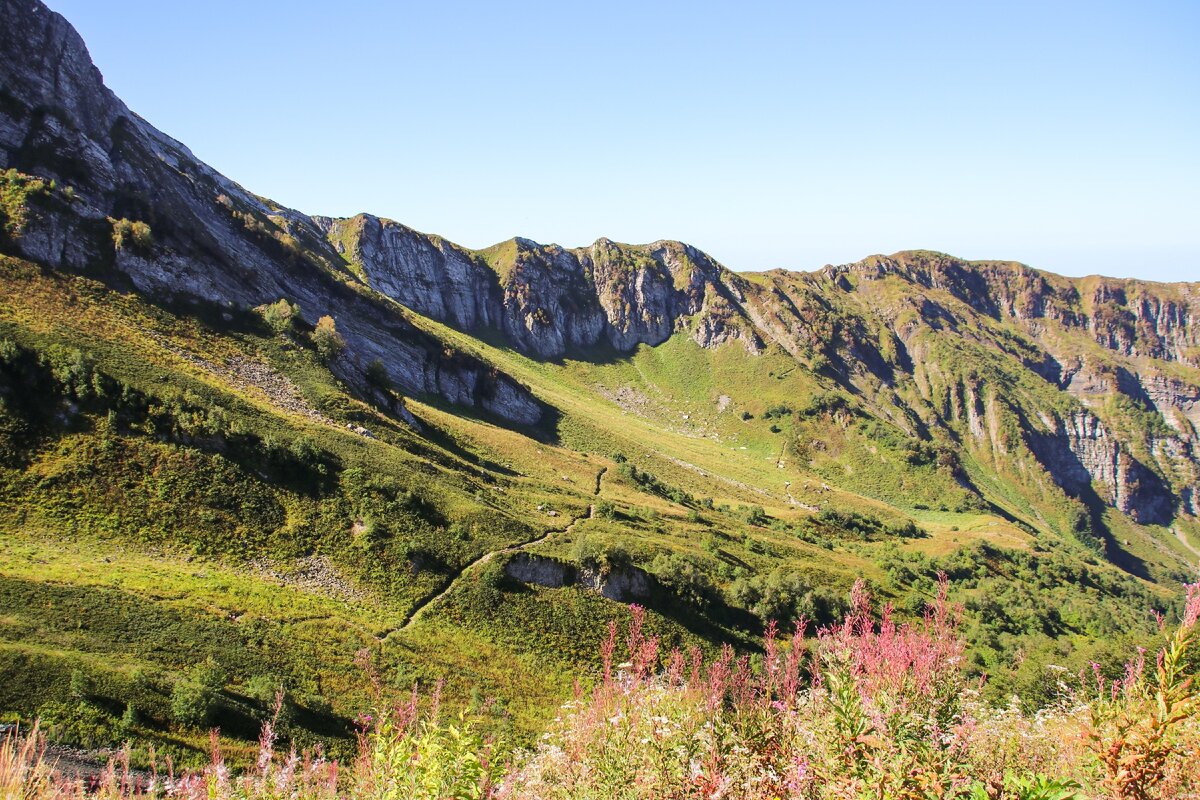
739, 251, 1198, 528
324, 220, 757, 359
1026, 410, 1176, 525
502, 553, 655, 602
494, 238, 607, 359
318, 214, 502, 332
825, 252, 1199, 366
0, 0, 541, 425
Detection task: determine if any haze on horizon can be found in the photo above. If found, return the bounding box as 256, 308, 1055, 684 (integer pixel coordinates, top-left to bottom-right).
46, 0, 1200, 282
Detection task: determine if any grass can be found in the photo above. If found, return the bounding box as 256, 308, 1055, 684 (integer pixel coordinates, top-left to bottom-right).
1, 169, 53, 240
0, 242, 1195, 772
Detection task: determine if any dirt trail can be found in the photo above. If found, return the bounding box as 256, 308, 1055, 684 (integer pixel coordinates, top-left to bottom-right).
40, 744, 151, 787
385, 467, 607, 638
1175, 527, 1200, 565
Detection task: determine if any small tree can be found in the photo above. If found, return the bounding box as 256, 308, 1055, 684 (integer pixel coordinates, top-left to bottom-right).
120, 703, 141, 732
312, 314, 345, 361
68, 669, 92, 701
170, 679, 212, 727
365, 358, 390, 391
743, 505, 769, 526
170, 657, 227, 728
261, 298, 299, 335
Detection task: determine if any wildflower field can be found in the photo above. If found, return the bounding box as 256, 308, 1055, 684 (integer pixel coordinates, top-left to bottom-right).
4, 579, 1198, 800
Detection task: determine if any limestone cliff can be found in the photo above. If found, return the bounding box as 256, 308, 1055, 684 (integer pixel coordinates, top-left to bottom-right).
324, 219, 758, 359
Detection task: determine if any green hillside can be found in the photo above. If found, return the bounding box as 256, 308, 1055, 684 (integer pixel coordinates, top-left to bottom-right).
0, 0, 1197, 774
0, 247, 1192, 767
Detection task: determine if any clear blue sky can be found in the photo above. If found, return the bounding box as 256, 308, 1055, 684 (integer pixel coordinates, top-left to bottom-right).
47, 1, 1199, 281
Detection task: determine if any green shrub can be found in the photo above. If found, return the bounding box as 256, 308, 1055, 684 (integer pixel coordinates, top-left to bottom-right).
365, 359, 391, 391
650, 552, 717, 608
68, 669, 91, 701
169, 679, 212, 728
729, 568, 846, 626
572, 535, 630, 574
111, 218, 153, 251
762, 404, 793, 420
742, 505, 769, 526
0, 168, 50, 240
170, 658, 227, 728
617, 463, 693, 506
261, 298, 299, 335
312, 315, 346, 361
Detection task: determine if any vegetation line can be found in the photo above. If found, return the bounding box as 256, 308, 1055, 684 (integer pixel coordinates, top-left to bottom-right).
386, 467, 608, 637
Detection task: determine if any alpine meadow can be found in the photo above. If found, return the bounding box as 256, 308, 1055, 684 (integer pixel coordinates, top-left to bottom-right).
1, 1, 1199, 798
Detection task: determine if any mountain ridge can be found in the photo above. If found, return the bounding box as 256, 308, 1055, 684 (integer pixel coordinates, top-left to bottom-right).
3, 0, 1197, 546
0, 0, 543, 424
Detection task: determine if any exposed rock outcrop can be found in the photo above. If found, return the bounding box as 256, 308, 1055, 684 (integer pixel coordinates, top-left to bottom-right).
576, 563, 655, 602
502, 552, 570, 587
826, 252, 1199, 366
322, 221, 756, 359
318, 215, 502, 332
1027, 410, 1175, 525
502, 553, 655, 602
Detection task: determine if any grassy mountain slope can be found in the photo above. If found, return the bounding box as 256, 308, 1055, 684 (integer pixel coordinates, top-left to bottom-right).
1, 242, 1186, 764
0, 0, 1197, 771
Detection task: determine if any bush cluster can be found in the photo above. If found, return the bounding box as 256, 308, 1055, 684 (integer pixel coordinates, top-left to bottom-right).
111, 218, 153, 252
8, 585, 1197, 799
617, 462, 693, 506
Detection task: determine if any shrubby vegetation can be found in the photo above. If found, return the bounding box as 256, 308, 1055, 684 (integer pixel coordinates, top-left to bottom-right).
365, 358, 391, 392
0, 337, 335, 489
169, 659, 226, 728
813, 508, 925, 540
616, 461, 694, 506
649, 551, 719, 609
0, 320, 536, 758
312, 315, 346, 361
0, 168, 52, 240
6, 584, 1197, 799
572, 534, 631, 574
260, 298, 300, 335
729, 568, 846, 626
110, 218, 153, 252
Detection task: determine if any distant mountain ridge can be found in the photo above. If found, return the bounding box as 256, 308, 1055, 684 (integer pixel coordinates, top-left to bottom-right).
316, 209, 1199, 525
2, 0, 1197, 534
